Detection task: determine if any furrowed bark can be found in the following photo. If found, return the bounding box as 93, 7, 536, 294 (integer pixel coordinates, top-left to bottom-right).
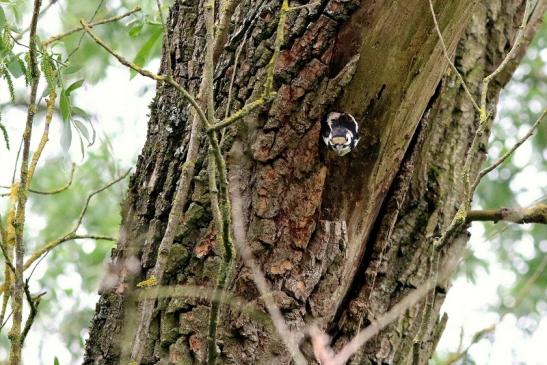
84, 0, 546, 364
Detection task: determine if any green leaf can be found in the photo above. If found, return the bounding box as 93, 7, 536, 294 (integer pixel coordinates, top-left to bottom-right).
130, 26, 163, 79
71, 106, 90, 119
0, 6, 6, 29
60, 117, 72, 152
128, 20, 143, 38
59, 89, 72, 122
6, 54, 24, 78
53, 356, 60, 365
62, 65, 82, 75
65, 79, 84, 96
73, 119, 90, 142
0, 113, 9, 150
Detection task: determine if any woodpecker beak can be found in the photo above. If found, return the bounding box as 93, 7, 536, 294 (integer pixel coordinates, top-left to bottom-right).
331, 136, 347, 145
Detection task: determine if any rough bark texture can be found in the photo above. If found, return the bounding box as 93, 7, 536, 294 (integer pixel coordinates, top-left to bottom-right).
84, 0, 545, 364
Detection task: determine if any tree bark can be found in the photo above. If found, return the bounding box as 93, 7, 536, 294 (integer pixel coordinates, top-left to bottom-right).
84, 0, 546, 364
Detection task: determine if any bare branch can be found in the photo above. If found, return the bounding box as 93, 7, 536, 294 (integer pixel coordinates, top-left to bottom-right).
480, 2, 532, 112
22, 170, 129, 271
28, 163, 76, 195
467, 204, 547, 225
43, 7, 142, 47
27, 89, 57, 182
230, 166, 307, 365
224, 25, 250, 120
428, 0, 480, 113
20, 281, 45, 345
0, 236, 16, 274
442, 325, 495, 365
263, 0, 289, 97
79, 19, 209, 128
9, 1, 42, 362
475, 108, 546, 187
209, 93, 276, 132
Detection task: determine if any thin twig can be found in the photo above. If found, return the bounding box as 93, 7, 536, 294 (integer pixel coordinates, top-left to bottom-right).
428, 0, 480, 113
154, 0, 172, 76
209, 94, 276, 132
20, 280, 45, 345
42, 7, 142, 47
28, 163, 76, 195
0, 236, 16, 274
480, 2, 531, 113
65, 0, 105, 61
23, 234, 117, 272
263, 0, 289, 97
442, 325, 495, 365
14, 0, 58, 41
230, 168, 307, 365
22, 170, 129, 271
28, 89, 57, 181
323, 247, 462, 365
79, 19, 209, 127
224, 26, 250, 120
475, 108, 546, 187
433, 0, 534, 249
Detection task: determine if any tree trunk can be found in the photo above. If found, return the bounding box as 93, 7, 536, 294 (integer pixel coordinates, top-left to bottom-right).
83, 0, 546, 364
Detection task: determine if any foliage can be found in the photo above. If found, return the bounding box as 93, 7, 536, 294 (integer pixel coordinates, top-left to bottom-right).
0, 0, 165, 362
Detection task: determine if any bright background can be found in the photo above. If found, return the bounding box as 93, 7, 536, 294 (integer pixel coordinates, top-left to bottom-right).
0, 1, 545, 364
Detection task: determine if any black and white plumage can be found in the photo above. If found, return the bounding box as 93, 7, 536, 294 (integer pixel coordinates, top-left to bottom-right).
321, 112, 360, 156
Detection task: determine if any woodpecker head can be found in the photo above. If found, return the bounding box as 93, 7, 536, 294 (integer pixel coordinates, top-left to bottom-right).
321, 112, 360, 156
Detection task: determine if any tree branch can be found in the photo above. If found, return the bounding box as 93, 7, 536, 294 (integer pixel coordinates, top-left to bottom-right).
213, 0, 243, 62
475, 108, 546, 188
428, 0, 480, 112
9, 1, 42, 363
230, 167, 307, 365
27, 89, 57, 182
432, 0, 534, 249
208, 94, 276, 132
480, 2, 531, 114
466, 204, 547, 224
28, 163, 76, 195
22, 170, 129, 271
79, 19, 209, 128
20, 280, 45, 345
42, 7, 142, 47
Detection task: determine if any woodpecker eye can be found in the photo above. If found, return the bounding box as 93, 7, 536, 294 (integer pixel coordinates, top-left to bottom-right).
321, 112, 360, 156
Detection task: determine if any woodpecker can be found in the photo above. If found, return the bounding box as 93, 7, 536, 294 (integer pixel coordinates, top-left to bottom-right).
321, 112, 360, 156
